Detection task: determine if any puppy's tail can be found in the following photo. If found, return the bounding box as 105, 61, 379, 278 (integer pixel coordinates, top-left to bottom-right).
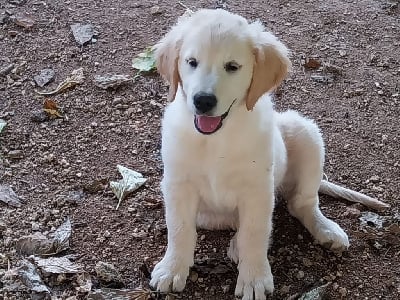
319, 180, 390, 210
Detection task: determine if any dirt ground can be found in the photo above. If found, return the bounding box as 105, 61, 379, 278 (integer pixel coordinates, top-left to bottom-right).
1, 0, 399, 299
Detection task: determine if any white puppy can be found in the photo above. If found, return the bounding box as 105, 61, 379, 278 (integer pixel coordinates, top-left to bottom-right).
150, 9, 388, 300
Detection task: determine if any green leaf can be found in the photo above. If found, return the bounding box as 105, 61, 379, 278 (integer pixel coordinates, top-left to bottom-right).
132, 47, 156, 72
0, 119, 6, 134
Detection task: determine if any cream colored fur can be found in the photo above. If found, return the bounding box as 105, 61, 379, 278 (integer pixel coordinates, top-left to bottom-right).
150, 9, 388, 300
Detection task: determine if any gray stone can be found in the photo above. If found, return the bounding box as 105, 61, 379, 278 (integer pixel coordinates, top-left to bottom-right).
34, 69, 55, 87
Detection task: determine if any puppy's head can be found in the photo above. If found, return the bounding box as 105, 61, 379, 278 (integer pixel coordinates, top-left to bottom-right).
155, 9, 291, 134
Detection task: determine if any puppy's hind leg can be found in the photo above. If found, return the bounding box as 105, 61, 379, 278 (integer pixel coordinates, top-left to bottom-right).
278, 111, 349, 252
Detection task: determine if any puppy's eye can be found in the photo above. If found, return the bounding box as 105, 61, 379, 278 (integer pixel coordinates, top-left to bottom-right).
224, 61, 241, 73
186, 58, 198, 68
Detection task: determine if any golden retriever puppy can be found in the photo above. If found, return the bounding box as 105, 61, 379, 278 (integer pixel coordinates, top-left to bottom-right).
150, 9, 388, 300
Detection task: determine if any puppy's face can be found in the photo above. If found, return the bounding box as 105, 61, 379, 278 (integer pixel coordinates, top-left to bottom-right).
155, 9, 291, 134
179, 25, 254, 118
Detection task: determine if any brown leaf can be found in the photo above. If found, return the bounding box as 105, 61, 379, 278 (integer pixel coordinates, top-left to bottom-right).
43, 99, 58, 110
43, 99, 63, 118
304, 58, 322, 69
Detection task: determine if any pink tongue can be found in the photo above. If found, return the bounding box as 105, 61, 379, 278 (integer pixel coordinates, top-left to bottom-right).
196, 115, 222, 133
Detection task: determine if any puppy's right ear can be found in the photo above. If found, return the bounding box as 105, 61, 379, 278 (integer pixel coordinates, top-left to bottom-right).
154, 22, 184, 101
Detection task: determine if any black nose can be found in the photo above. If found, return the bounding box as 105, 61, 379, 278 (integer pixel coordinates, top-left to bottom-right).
193, 92, 217, 114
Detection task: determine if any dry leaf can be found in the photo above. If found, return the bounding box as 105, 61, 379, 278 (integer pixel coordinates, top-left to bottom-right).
76, 272, 93, 293
87, 288, 154, 300
304, 58, 322, 69
48, 217, 72, 253
43, 99, 58, 110
43, 99, 63, 118
298, 283, 330, 300
16, 218, 72, 256
110, 165, 147, 210
2, 260, 51, 296
11, 13, 35, 28
0, 184, 23, 207
33, 256, 82, 275
36, 67, 85, 95
94, 74, 132, 89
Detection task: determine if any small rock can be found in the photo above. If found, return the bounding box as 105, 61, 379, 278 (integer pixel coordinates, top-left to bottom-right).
31, 110, 50, 123
296, 270, 305, 279
369, 175, 380, 183
221, 284, 230, 293
359, 211, 388, 229
95, 261, 123, 286
343, 206, 361, 218
0, 12, 8, 25
0, 64, 14, 77
34, 69, 55, 87
70, 23, 95, 45
66, 190, 85, 204
126, 107, 135, 116
8, 0, 27, 5
339, 50, 347, 57
280, 285, 290, 294
189, 270, 198, 282
310, 74, 333, 84
7, 149, 23, 159
31, 222, 40, 231
338, 287, 347, 297
302, 258, 312, 267
150, 6, 162, 15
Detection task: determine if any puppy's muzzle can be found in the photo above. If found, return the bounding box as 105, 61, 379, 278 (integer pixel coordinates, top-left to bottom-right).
193, 92, 217, 114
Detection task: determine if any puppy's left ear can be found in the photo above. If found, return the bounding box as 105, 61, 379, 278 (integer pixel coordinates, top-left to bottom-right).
246, 22, 291, 111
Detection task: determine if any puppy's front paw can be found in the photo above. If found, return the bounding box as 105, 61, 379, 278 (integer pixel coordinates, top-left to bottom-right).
150, 256, 190, 292
235, 260, 274, 300
315, 218, 349, 252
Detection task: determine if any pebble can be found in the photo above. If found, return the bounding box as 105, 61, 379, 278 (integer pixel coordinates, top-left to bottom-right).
189, 270, 198, 282
34, 68, 55, 87
95, 261, 123, 283
221, 284, 230, 293
31, 110, 50, 123
7, 149, 23, 159
296, 270, 305, 279
369, 175, 380, 183
31, 222, 40, 231
126, 107, 135, 116
150, 6, 162, 15
302, 257, 312, 267
70, 23, 95, 45
343, 206, 361, 218
339, 287, 348, 297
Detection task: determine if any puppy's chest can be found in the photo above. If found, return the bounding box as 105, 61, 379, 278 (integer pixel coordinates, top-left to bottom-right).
191, 138, 270, 211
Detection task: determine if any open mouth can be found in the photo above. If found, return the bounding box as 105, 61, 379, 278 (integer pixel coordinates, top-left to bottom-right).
194, 100, 235, 135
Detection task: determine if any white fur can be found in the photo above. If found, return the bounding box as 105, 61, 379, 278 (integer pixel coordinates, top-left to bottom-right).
150, 9, 350, 300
